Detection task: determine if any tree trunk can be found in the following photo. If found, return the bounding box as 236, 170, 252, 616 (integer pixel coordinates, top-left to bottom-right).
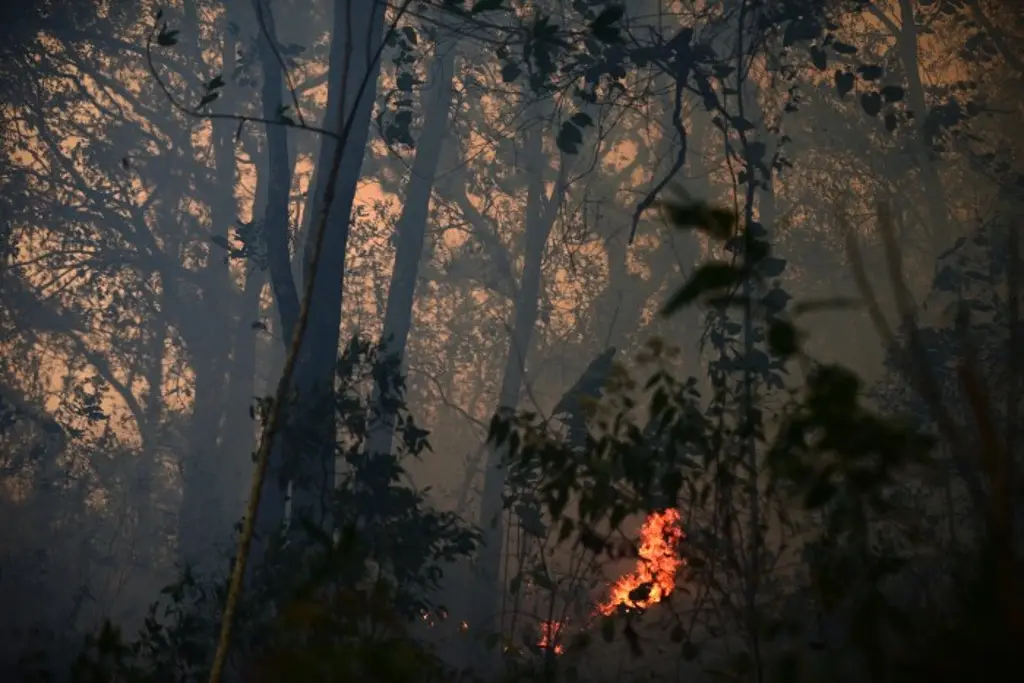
472, 115, 566, 658
257, 0, 301, 344
367, 39, 457, 459
253, 0, 388, 551
218, 269, 266, 539
179, 346, 228, 572
178, 17, 241, 574
894, 0, 953, 248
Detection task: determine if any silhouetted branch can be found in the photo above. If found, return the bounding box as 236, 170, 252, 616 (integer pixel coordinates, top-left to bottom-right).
628, 30, 692, 244
144, 11, 339, 143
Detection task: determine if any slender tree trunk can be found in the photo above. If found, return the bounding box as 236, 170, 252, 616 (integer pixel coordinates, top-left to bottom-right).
257, 0, 301, 344
178, 18, 240, 574
219, 269, 267, 537
367, 39, 457, 459
179, 349, 228, 571
895, 0, 951, 246
253, 0, 389, 550
473, 116, 566, 661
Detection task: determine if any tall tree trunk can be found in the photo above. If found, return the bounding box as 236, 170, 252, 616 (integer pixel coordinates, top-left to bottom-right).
219, 269, 267, 537
472, 115, 566, 658
367, 39, 457, 459
894, 0, 952, 247
253, 0, 389, 551
887, 0, 987, 522
257, 0, 301, 344
178, 17, 240, 574
179, 346, 228, 571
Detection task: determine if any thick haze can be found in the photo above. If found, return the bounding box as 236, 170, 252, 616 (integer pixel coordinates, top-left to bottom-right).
1, 0, 1021, 681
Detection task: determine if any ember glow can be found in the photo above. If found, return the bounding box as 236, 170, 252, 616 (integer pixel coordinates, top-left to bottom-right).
538, 620, 565, 654
538, 509, 685, 654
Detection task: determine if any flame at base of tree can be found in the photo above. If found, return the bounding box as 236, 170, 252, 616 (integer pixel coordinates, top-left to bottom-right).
538, 509, 686, 654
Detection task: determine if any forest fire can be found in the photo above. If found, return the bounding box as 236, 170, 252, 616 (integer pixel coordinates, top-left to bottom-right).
538, 509, 685, 654
538, 620, 566, 655
598, 508, 685, 614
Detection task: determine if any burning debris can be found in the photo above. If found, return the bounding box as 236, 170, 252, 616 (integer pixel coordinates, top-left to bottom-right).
538, 508, 686, 654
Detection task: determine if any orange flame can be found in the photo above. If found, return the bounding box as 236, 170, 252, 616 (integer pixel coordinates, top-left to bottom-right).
537, 509, 685, 655
598, 508, 685, 615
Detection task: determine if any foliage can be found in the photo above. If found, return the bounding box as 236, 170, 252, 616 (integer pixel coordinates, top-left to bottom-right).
12, 336, 480, 683
4, 1, 1023, 683
489, 195, 1021, 683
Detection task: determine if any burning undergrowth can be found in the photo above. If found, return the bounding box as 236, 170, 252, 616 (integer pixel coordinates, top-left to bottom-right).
538, 508, 686, 655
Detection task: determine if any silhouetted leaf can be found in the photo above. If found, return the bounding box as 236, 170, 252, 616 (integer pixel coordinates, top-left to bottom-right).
857, 64, 883, 81
861, 91, 882, 117
835, 70, 855, 98
516, 504, 546, 537
198, 91, 219, 108
501, 62, 521, 83
157, 27, 179, 46
831, 40, 857, 55
590, 5, 625, 43
628, 582, 652, 603
659, 201, 737, 241
810, 46, 827, 70
556, 121, 584, 154
768, 321, 799, 357
591, 5, 625, 31
570, 112, 593, 128
396, 72, 419, 91
783, 17, 821, 46
757, 256, 787, 277
662, 263, 746, 316
732, 116, 755, 132
881, 85, 905, 102
762, 287, 792, 313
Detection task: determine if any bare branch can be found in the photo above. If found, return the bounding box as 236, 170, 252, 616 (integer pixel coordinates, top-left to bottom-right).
144, 15, 341, 144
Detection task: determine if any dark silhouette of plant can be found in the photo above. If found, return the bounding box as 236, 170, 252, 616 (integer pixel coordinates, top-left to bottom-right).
489, 193, 1021, 682
13, 335, 479, 683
